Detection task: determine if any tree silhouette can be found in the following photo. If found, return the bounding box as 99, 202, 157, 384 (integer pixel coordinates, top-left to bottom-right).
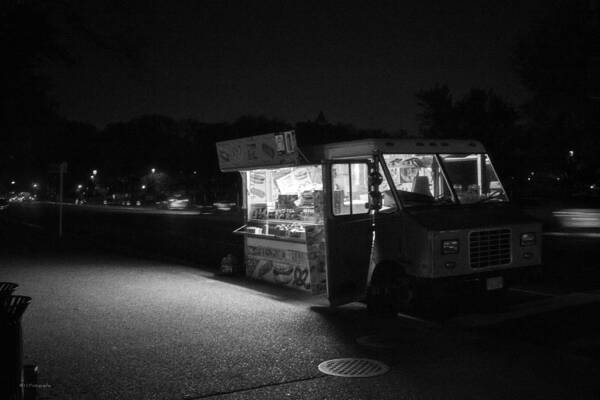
415, 84, 455, 138
513, 0, 600, 179
0, 1, 62, 184
415, 86, 522, 178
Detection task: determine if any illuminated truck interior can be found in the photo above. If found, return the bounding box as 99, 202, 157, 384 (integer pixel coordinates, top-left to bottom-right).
380, 153, 508, 209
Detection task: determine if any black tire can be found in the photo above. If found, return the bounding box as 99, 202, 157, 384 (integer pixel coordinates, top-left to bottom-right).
367, 262, 416, 316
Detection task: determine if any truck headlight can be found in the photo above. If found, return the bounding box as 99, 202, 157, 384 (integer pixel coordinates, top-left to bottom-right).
442, 239, 459, 254
520, 232, 536, 246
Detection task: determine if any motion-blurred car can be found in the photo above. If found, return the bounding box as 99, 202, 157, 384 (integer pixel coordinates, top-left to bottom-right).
213, 201, 237, 211
8, 192, 34, 202
157, 194, 190, 210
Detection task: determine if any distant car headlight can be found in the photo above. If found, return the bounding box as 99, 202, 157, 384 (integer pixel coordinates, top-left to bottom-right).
520, 232, 536, 246
442, 239, 460, 254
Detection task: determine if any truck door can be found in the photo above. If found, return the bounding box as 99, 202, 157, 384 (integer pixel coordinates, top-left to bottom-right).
324, 160, 374, 305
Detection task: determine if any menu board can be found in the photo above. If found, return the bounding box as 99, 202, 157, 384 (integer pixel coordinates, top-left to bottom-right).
274, 167, 313, 194
216, 131, 299, 172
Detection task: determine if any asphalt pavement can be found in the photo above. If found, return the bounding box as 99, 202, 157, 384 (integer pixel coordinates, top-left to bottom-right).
3, 201, 600, 399
1, 224, 600, 399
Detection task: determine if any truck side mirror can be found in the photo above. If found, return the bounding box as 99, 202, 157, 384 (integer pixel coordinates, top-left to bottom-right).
368, 171, 383, 187
368, 165, 383, 211
369, 190, 382, 211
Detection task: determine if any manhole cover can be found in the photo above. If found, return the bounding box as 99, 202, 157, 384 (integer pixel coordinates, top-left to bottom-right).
318, 358, 390, 378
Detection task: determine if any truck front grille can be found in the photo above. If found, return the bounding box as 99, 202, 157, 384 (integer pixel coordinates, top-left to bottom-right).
469, 229, 511, 268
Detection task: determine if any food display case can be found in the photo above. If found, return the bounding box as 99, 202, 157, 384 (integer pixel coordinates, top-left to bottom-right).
217, 132, 327, 294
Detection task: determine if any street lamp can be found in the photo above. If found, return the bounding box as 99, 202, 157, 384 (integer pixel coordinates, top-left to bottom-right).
92, 169, 98, 175
10, 180, 15, 185
32, 183, 38, 189
151, 168, 156, 174
141, 185, 146, 190
77, 184, 83, 190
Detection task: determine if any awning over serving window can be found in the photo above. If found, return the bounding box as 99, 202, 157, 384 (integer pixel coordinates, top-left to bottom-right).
216, 131, 301, 172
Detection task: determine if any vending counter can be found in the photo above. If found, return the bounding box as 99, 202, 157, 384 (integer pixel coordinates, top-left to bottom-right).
236, 164, 328, 295
216, 131, 328, 295
238, 222, 327, 293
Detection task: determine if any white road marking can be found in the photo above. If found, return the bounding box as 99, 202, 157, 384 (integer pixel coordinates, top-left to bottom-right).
509, 287, 557, 297
20, 221, 44, 230
396, 312, 440, 328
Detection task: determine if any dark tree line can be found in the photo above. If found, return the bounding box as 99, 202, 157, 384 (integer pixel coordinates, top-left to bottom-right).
3, 0, 599, 200
416, 0, 600, 194
2, 112, 395, 202
415, 85, 522, 178
514, 0, 600, 183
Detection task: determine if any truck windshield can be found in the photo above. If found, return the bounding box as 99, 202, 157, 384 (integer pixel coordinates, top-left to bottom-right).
439, 153, 508, 204
381, 153, 508, 208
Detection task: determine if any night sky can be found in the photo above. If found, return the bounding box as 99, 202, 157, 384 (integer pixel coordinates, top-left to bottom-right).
42, 0, 548, 134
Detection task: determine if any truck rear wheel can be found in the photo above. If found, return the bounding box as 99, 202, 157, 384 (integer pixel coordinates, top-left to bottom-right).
367, 263, 416, 316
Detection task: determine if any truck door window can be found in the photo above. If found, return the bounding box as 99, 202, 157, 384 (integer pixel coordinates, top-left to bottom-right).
331, 163, 369, 215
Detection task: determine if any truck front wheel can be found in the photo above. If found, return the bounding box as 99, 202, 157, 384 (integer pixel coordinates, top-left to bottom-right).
367, 263, 416, 315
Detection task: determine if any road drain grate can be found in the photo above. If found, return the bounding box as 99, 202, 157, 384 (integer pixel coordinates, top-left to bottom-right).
318, 358, 390, 378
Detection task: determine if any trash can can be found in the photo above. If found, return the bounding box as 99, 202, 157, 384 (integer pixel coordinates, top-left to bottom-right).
0, 282, 18, 300
0, 295, 32, 400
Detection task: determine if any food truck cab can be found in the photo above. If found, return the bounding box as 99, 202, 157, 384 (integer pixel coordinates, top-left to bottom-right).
216, 131, 542, 312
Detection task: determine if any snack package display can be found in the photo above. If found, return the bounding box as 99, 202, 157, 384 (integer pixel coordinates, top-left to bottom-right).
245, 237, 313, 292
277, 194, 298, 209
248, 166, 323, 223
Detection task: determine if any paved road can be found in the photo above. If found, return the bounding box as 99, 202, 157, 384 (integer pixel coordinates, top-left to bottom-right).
2, 224, 600, 399
5, 201, 600, 295
2, 202, 244, 266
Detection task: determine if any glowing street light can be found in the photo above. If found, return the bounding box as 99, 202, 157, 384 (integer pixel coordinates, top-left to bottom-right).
141, 185, 146, 190
90, 175, 95, 180
77, 184, 83, 190
568, 150, 574, 158
32, 183, 38, 189
10, 180, 15, 185
151, 168, 156, 174
92, 169, 98, 175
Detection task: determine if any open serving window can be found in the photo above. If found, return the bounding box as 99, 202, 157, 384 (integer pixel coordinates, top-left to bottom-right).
236, 165, 327, 294
216, 132, 327, 294
244, 165, 324, 237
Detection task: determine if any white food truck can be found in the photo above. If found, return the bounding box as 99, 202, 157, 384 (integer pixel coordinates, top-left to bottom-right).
216, 131, 542, 312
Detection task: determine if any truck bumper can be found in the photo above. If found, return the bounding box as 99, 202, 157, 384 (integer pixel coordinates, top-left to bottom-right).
416, 265, 542, 298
